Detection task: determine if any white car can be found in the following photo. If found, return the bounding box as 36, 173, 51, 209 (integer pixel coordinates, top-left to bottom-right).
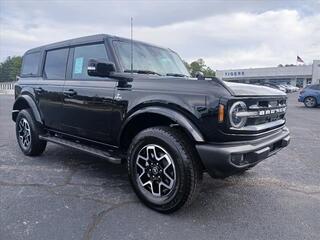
277, 85, 287, 92
280, 84, 296, 93
292, 86, 300, 91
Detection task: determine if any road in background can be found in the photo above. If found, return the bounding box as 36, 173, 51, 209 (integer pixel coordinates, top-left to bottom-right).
0, 93, 319, 240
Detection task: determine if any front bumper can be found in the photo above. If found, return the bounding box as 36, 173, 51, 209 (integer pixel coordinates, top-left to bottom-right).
298, 95, 304, 102
196, 127, 290, 178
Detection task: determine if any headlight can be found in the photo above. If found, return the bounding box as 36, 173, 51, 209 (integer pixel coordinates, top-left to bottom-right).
229, 101, 247, 128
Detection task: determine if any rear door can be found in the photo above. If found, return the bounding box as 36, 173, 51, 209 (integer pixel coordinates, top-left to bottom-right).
61, 43, 117, 144
34, 48, 69, 130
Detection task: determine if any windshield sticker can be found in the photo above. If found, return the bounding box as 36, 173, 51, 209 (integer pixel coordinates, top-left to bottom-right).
74, 57, 84, 74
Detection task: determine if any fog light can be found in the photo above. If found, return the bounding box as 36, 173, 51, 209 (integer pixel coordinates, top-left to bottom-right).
231, 154, 247, 166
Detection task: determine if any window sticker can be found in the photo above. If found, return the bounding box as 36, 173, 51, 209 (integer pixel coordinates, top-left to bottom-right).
74, 57, 84, 74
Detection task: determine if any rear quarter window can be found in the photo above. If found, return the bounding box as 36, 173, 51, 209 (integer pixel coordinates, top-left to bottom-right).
21, 52, 41, 76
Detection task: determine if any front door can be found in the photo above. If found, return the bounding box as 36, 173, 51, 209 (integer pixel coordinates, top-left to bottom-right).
61, 43, 117, 144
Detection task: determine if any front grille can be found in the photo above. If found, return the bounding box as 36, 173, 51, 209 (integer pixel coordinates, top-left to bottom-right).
245, 99, 286, 126
228, 97, 287, 132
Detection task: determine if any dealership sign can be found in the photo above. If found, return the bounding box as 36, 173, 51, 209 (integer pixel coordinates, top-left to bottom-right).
225, 71, 245, 77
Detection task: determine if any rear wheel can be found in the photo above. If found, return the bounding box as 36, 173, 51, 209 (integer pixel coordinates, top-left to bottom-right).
304, 96, 317, 108
16, 109, 47, 156
127, 126, 202, 213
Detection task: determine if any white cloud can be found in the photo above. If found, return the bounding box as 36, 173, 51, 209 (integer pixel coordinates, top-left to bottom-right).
0, 1, 319, 70
129, 10, 320, 69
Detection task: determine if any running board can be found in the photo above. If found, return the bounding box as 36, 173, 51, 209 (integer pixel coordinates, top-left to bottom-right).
39, 135, 122, 164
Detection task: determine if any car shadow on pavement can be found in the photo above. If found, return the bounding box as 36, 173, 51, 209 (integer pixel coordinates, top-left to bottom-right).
36, 142, 265, 214
12, 141, 255, 212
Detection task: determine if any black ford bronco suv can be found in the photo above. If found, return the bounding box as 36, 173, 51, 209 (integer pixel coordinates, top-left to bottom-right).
13, 34, 290, 213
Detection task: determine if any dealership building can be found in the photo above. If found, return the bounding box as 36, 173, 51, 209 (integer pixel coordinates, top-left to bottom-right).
216, 60, 320, 88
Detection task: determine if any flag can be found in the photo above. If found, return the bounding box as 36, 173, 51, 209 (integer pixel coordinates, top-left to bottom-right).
297, 56, 304, 63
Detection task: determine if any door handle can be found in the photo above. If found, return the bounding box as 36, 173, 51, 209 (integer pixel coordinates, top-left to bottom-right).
34, 87, 44, 94
63, 89, 77, 96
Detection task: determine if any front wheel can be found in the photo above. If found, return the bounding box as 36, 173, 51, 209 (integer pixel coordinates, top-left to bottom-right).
16, 109, 47, 156
127, 127, 202, 213
304, 96, 317, 108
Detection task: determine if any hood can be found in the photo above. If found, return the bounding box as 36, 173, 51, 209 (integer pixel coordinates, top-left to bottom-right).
223, 82, 286, 97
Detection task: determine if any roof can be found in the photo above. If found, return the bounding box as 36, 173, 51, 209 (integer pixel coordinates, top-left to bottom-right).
25, 33, 169, 54
26, 34, 111, 54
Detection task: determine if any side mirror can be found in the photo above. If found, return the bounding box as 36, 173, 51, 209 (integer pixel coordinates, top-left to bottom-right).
87, 59, 115, 77
195, 71, 205, 80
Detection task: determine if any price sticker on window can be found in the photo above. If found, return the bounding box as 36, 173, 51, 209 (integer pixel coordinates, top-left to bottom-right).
74, 57, 84, 74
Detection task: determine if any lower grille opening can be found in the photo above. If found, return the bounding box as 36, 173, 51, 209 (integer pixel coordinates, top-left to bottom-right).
231, 138, 286, 167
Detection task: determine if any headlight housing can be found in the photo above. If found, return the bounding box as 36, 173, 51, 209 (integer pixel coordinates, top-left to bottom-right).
229, 101, 247, 128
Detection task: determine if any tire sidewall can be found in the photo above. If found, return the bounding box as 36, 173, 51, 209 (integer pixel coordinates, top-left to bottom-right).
16, 110, 38, 155
128, 129, 192, 212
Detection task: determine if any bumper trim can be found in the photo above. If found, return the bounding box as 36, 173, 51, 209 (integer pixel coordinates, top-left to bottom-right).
196, 127, 290, 178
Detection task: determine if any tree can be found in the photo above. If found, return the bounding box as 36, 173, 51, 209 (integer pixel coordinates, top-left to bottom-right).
183, 60, 191, 73
185, 58, 215, 77
0, 56, 22, 82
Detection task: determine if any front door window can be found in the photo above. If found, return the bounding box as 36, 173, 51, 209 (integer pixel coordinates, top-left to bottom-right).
72, 44, 108, 80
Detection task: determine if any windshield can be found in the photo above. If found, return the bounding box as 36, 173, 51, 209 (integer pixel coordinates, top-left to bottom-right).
113, 40, 190, 77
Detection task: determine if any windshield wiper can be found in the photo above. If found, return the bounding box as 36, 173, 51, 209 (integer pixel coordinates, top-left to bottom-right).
166, 73, 189, 77
124, 69, 162, 76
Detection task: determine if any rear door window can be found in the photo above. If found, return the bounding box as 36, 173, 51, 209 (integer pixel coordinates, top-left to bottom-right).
44, 48, 69, 80
72, 44, 108, 80
21, 52, 41, 76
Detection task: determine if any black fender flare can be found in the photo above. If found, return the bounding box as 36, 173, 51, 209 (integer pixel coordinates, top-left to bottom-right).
12, 95, 43, 124
119, 106, 204, 143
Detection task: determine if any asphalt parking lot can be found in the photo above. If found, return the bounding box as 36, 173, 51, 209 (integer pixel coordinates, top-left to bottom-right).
0, 92, 319, 240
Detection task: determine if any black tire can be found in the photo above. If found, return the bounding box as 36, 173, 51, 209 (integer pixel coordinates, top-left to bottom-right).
16, 109, 47, 156
127, 126, 202, 213
304, 96, 317, 108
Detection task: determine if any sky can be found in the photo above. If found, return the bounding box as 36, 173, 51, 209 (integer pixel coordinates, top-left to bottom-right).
0, 0, 319, 70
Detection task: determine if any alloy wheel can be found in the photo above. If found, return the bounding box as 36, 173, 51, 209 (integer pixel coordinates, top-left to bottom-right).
18, 118, 31, 150
305, 97, 316, 107
135, 144, 176, 197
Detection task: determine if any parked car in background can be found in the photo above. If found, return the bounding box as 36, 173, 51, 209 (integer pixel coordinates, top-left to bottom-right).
288, 85, 299, 92
298, 84, 320, 108
279, 85, 290, 93
280, 84, 299, 93
293, 86, 300, 91
277, 85, 287, 92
